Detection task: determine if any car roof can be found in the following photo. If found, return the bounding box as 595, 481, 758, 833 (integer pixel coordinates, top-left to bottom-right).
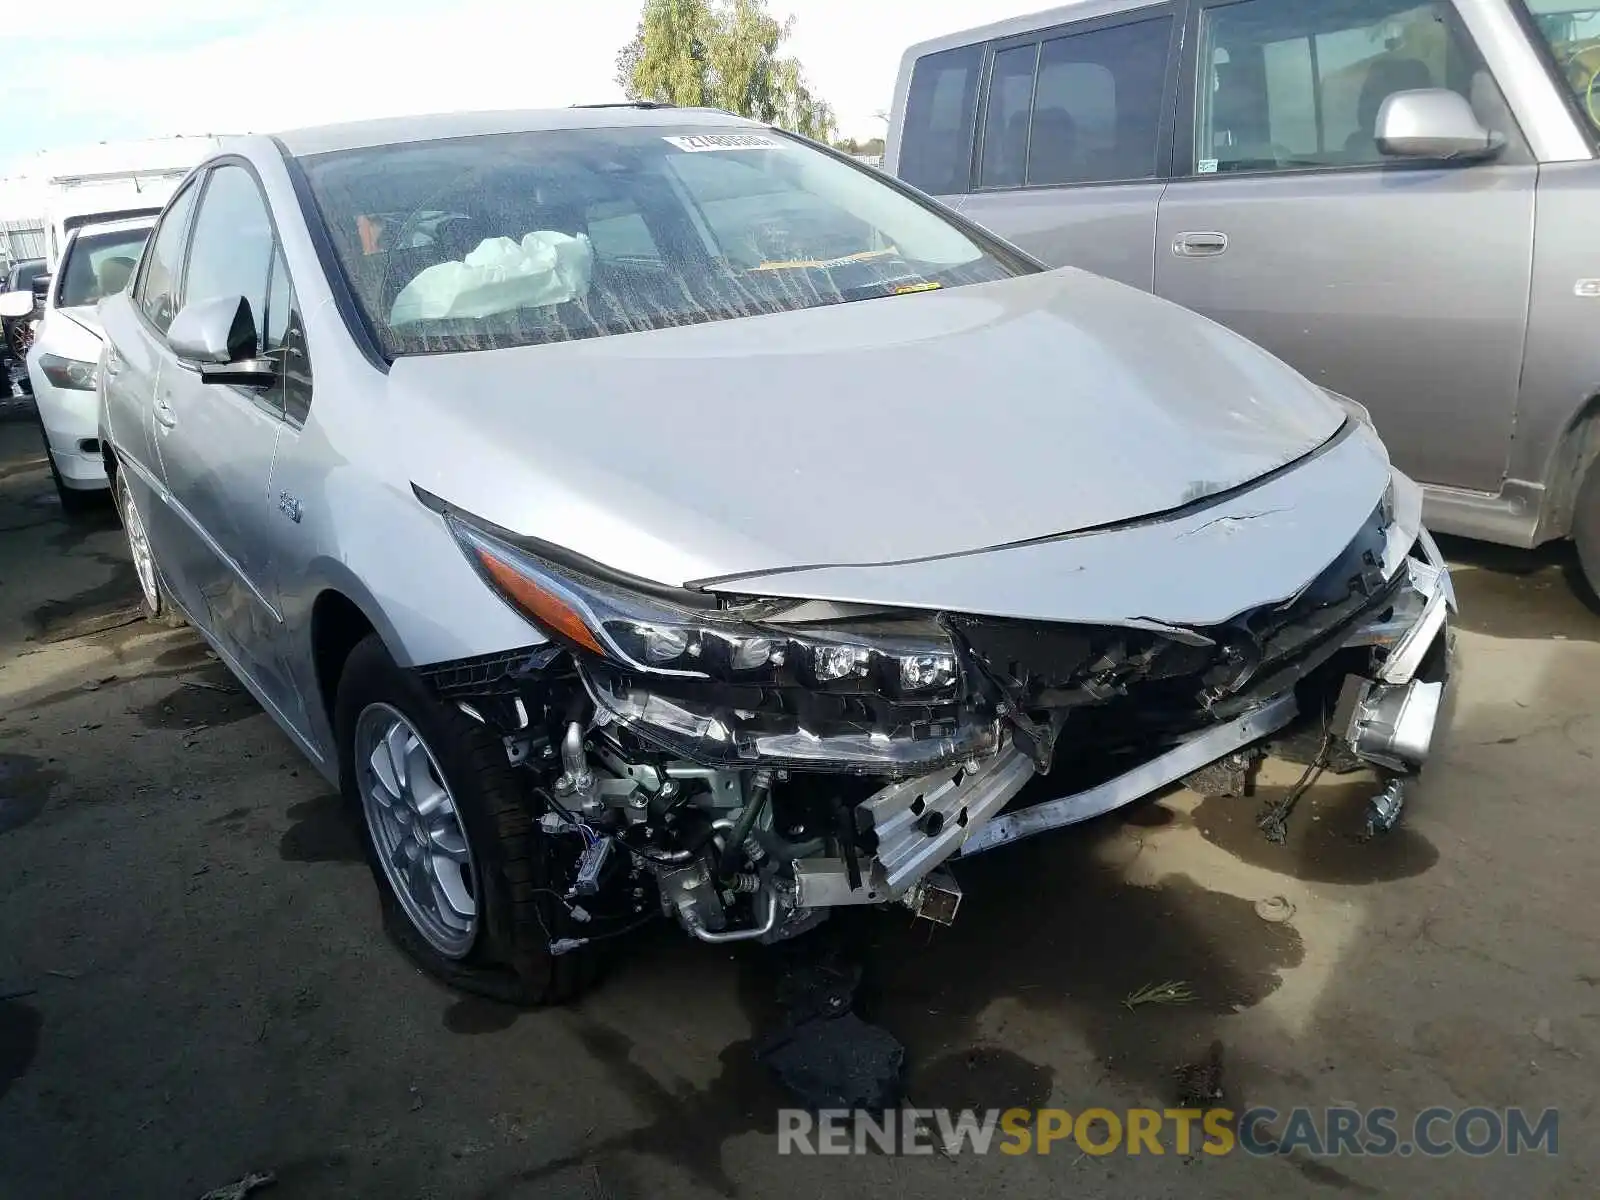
272, 105, 762, 158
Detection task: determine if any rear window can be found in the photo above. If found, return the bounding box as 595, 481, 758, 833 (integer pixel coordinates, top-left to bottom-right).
301, 125, 1030, 357
899, 45, 983, 194
58, 228, 150, 308
11, 261, 46, 291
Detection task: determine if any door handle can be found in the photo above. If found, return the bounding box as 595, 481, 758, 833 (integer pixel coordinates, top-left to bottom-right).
153, 394, 176, 430
1173, 231, 1229, 257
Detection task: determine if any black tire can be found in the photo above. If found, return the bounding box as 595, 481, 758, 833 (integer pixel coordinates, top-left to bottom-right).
335, 634, 599, 1006
112, 465, 186, 627
34, 412, 104, 518
1575, 464, 1600, 607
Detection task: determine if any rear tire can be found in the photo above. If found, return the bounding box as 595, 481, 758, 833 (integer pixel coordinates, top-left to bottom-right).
335, 634, 599, 1006
113, 465, 185, 627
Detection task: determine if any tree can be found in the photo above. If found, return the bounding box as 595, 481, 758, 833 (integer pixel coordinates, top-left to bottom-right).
616, 0, 837, 142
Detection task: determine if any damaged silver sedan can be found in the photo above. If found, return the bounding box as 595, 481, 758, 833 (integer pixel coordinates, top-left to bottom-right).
96, 107, 1453, 1004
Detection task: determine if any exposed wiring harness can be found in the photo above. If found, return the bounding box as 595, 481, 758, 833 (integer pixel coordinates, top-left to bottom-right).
1256, 728, 1333, 845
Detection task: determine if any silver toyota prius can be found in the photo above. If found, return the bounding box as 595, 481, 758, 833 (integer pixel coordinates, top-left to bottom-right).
97, 106, 1454, 1005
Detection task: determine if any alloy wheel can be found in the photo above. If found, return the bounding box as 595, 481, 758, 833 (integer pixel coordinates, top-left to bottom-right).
118, 472, 160, 614
355, 703, 479, 958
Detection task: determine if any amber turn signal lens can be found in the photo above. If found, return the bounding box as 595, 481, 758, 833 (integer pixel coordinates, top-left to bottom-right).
474, 548, 606, 656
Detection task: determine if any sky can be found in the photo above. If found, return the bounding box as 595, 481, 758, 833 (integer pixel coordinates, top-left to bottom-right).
0, 0, 1039, 178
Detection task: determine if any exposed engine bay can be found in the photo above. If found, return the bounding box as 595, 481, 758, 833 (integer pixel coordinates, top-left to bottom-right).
418, 493, 1453, 954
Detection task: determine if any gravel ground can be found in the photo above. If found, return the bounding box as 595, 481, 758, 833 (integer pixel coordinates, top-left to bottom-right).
0, 412, 1596, 1199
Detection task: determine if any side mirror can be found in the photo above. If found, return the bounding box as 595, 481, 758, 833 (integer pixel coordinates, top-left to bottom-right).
1376, 89, 1504, 162
0, 291, 31, 319
168, 294, 277, 389
30, 275, 50, 304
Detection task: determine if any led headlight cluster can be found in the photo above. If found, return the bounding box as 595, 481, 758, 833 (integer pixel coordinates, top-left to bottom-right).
449, 518, 960, 702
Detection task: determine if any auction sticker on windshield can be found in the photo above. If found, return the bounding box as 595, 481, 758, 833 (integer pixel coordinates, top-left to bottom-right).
663, 133, 781, 152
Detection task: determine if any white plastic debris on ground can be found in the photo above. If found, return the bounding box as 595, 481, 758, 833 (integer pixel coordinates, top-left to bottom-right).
390, 231, 594, 323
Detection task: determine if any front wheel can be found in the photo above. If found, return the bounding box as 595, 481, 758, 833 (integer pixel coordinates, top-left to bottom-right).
1575, 463, 1600, 606
35, 412, 103, 518
335, 634, 599, 1005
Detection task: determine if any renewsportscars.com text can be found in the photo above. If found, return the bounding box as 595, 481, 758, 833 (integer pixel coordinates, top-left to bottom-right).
777, 1106, 1559, 1158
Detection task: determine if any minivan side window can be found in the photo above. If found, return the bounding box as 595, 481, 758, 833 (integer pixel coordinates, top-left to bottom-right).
1194, 0, 1511, 173
135, 181, 200, 335
980, 45, 1040, 187
978, 15, 1175, 190
899, 45, 982, 195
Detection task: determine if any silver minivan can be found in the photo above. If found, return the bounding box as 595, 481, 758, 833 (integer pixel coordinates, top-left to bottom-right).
886, 0, 1600, 592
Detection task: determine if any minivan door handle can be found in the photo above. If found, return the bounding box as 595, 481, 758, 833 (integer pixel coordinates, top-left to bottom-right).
1173, 231, 1229, 257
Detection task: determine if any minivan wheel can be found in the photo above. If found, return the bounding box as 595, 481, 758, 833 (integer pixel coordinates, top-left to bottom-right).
113, 466, 185, 627
335, 634, 599, 1006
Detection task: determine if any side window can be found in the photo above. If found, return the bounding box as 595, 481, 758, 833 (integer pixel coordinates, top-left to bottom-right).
1030, 18, 1173, 185
1195, 0, 1508, 174
182, 164, 274, 355
264, 247, 313, 424
978, 16, 1174, 190
135, 182, 200, 335
980, 44, 1039, 188
898, 44, 983, 195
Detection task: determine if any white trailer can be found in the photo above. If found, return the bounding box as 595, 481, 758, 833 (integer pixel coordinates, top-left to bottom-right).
35, 135, 230, 271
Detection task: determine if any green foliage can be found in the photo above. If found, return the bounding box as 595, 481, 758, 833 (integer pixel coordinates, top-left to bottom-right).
616, 0, 837, 141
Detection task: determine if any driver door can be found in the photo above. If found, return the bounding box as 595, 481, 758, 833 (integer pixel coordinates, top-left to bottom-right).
149, 162, 309, 734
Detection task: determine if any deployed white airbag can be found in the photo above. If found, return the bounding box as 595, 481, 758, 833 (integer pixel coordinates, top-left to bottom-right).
390, 231, 594, 323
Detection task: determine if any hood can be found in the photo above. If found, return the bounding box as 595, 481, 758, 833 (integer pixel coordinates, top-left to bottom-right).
393, 267, 1344, 587
37, 306, 105, 359
58, 305, 104, 338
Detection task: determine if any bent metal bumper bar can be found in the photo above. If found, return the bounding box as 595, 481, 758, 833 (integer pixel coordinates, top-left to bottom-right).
959, 690, 1301, 858
956, 536, 1453, 862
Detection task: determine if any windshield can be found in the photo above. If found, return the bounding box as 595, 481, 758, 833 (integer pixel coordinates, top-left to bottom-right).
58, 228, 150, 308
300, 125, 1030, 357
1520, 1, 1600, 134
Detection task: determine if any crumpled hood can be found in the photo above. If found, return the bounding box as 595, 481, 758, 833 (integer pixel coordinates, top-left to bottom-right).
393, 267, 1344, 587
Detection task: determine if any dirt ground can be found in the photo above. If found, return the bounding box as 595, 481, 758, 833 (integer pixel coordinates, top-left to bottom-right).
0, 412, 1596, 1199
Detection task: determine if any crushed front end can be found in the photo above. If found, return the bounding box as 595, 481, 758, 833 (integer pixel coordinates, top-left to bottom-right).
417, 477, 1453, 950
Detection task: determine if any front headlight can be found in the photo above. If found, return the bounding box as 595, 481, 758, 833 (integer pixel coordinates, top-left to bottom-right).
443, 511, 993, 773
39, 353, 99, 391
449, 518, 958, 700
